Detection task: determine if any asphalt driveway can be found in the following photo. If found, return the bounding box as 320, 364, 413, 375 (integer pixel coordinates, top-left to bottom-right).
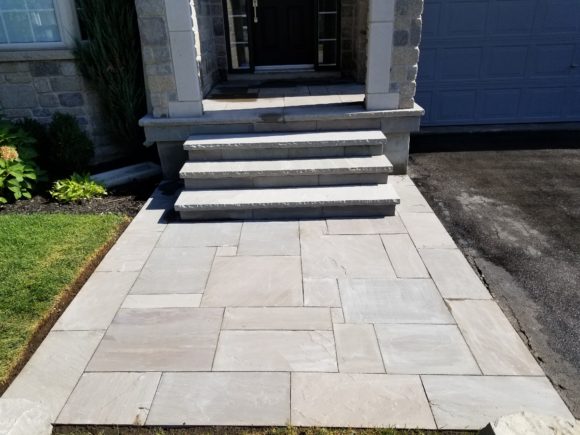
409, 131, 580, 417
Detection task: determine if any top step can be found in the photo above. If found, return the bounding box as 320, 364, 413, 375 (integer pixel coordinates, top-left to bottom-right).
184, 130, 387, 151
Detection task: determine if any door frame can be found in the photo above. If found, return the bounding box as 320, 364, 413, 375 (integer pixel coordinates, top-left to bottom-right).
222, 0, 341, 74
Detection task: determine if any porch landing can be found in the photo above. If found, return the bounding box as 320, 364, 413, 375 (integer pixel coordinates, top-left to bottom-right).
1, 177, 573, 432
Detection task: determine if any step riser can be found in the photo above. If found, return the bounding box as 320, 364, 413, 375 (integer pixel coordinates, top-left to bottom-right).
179, 205, 396, 221
184, 173, 389, 189
188, 145, 383, 161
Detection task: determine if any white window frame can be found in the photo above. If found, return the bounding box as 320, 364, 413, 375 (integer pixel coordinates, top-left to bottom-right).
0, 0, 81, 51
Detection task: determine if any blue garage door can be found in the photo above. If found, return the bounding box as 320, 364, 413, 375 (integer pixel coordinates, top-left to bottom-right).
416, 0, 580, 126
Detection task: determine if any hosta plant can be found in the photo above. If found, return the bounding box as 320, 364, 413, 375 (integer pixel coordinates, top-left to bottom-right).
49, 173, 107, 203
0, 147, 37, 204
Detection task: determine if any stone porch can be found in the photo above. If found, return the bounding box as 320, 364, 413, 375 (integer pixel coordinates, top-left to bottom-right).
136, 0, 423, 177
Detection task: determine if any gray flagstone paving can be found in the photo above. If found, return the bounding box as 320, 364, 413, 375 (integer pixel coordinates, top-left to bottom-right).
6, 177, 573, 430
130, 247, 215, 294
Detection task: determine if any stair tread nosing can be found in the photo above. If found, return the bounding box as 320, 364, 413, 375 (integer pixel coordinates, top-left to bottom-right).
180, 155, 393, 178
175, 184, 399, 211
184, 130, 387, 150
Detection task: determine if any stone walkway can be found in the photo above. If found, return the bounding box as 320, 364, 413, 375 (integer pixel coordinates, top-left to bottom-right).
0, 176, 574, 432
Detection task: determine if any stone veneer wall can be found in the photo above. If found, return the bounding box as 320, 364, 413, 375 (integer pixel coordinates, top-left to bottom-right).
0, 52, 119, 163
391, 0, 423, 109
193, 0, 227, 96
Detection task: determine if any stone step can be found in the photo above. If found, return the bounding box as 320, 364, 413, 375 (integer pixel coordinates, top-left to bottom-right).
175, 184, 400, 220
184, 130, 387, 151
180, 155, 393, 189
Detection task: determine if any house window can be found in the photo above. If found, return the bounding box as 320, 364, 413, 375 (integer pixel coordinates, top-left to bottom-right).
0, 0, 79, 49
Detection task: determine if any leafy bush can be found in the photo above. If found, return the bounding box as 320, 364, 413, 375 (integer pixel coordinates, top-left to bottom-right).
0, 121, 40, 204
14, 118, 51, 166
46, 113, 94, 178
49, 173, 107, 203
0, 119, 38, 162
74, 0, 146, 149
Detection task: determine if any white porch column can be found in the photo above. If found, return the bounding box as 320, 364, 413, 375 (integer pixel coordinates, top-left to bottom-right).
365, 0, 399, 110
164, 0, 203, 117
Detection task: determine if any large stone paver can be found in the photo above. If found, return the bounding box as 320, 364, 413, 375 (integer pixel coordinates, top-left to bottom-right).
399, 212, 456, 249
213, 331, 337, 372
291, 373, 436, 428
301, 235, 396, 279
0, 399, 52, 435
147, 373, 290, 426
419, 248, 491, 299
394, 182, 432, 213
334, 324, 384, 373
237, 221, 300, 255
303, 278, 341, 307
340, 279, 454, 324
53, 272, 138, 331
96, 231, 161, 272
202, 256, 302, 306
158, 222, 242, 247
57, 373, 161, 425
130, 247, 215, 294
2, 331, 103, 420
450, 300, 543, 375
375, 324, 480, 375
222, 307, 332, 330
87, 308, 223, 372
381, 234, 430, 278
122, 294, 202, 309
326, 216, 406, 235
423, 376, 574, 429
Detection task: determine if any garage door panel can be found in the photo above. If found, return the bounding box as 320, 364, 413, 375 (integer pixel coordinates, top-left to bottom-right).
438, 47, 483, 80
436, 90, 477, 122
443, 1, 488, 36
535, 1, 580, 33
422, 2, 442, 37
490, 1, 536, 35
531, 44, 576, 77
417, 0, 580, 126
480, 89, 521, 121
522, 88, 566, 119
487, 46, 528, 78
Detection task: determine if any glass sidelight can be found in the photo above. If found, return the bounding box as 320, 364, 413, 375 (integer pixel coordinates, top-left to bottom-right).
224, 0, 251, 70
317, 0, 339, 67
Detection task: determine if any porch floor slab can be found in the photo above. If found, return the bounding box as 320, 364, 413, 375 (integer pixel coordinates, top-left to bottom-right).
2, 177, 574, 431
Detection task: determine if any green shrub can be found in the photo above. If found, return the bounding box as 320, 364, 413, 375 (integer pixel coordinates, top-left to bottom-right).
74, 0, 146, 149
0, 121, 40, 203
14, 118, 51, 165
49, 173, 107, 203
0, 149, 38, 204
47, 113, 94, 178
0, 119, 38, 162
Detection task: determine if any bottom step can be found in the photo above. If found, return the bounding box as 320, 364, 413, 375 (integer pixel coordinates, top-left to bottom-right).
175, 184, 400, 220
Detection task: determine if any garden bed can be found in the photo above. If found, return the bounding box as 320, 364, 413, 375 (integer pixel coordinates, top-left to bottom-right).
0, 178, 159, 217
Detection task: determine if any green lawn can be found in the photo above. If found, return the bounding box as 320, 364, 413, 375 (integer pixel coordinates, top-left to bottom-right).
0, 213, 127, 387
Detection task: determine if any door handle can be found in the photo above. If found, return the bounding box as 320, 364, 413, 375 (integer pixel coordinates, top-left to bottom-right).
253, 0, 258, 23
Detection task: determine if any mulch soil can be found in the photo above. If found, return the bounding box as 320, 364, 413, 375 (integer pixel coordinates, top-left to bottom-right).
0, 177, 162, 216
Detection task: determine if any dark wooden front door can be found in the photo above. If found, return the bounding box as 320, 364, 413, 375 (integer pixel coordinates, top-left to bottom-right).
253, 0, 316, 67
